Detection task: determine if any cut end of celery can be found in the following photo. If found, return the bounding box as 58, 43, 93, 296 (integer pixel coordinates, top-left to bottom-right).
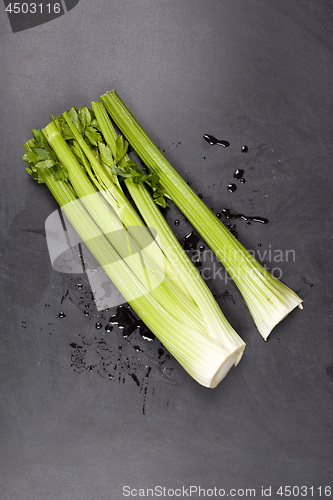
259, 295, 303, 341
209, 345, 245, 389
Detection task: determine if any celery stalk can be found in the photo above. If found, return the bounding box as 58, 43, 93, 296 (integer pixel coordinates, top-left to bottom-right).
92, 100, 244, 349
100, 90, 303, 340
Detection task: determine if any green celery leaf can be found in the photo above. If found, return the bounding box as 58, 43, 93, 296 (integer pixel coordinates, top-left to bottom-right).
37, 170, 46, 184
154, 195, 167, 208
78, 106, 91, 128
134, 165, 144, 174
26, 167, 38, 180
32, 129, 49, 149
133, 175, 143, 184
150, 173, 160, 188
36, 159, 56, 169
32, 148, 57, 162
114, 167, 132, 178
90, 118, 101, 131
22, 151, 39, 164
125, 160, 137, 168
77, 108, 86, 130
99, 143, 114, 167
54, 164, 68, 181
126, 160, 142, 175
67, 106, 83, 134
140, 174, 149, 182
58, 119, 75, 140
115, 135, 128, 162
84, 126, 102, 146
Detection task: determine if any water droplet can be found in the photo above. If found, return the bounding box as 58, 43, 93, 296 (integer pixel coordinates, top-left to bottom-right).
132, 345, 142, 352
131, 373, 140, 386
141, 331, 155, 341
226, 222, 238, 238
241, 145, 248, 153
110, 306, 155, 340
234, 169, 244, 180
105, 324, 113, 332
183, 231, 201, 251
216, 212, 221, 219
240, 178, 246, 183
198, 193, 203, 199
227, 184, 237, 192
76, 283, 83, 289
174, 220, 180, 226
95, 322, 102, 329
58, 312, 66, 318
222, 208, 269, 224
203, 134, 230, 147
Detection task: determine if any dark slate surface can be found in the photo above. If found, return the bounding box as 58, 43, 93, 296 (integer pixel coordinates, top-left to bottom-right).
0, 1, 332, 499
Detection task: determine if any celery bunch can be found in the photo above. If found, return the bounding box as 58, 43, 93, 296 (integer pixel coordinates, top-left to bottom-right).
22, 89, 302, 388
23, 103, 245, 388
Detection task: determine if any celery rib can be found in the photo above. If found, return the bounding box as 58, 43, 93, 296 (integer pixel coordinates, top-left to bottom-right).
92, 100, 242, 346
